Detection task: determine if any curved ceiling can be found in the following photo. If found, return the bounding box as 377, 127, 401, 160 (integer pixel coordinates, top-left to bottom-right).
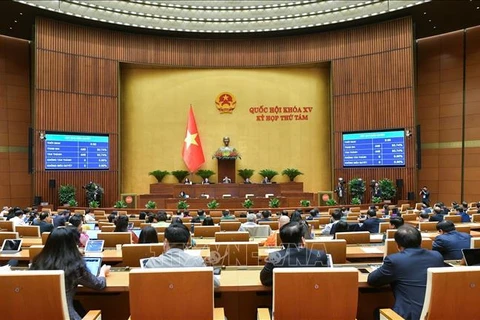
15, 0, 430, 33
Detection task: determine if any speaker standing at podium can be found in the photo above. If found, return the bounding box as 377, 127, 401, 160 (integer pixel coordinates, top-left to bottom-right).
222, 176, 232, 184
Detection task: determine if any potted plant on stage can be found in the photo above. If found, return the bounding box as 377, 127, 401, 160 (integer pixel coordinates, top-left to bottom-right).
59, 184, 76, 206
238, 168, 255, 182
351, 197, 361, 205
148, 170, 170, 183
145, 201, 157, 210
114, 200, 128, 208
378, 178, 397, 203
259, 169, 279, 183
196, 169, 215, 182
243, 199, 254, 209
300, 200, 311, 207
177, 200, 189, 211
68, 199, 78, 207
348, 178, 366, 204
326, 198, 337, 206
89, 200, 99, 208
282, 168, 303, 182
207, 200, 220, 210
269, 198, 280, 208
372, 197, 382, 204
172, 170, 190, 183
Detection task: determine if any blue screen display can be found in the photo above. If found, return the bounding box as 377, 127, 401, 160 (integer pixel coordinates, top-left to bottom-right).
45, 133, 109, 170
342, 130, 405, 167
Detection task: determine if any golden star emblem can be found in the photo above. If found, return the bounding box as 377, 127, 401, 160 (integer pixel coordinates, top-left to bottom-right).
184, 130, 199, 149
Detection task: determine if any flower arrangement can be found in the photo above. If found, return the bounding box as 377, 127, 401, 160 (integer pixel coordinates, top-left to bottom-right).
300, 200, 311, 207
213, 148, 241, 160
242, 199, 254, 209
207, 200, 220, 209
145, 201, 157, 209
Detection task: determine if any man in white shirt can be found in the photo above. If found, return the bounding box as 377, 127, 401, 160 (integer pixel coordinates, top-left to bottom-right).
321, 210, 342, 235
238, 213, 257, 231
10, 210, 26, 227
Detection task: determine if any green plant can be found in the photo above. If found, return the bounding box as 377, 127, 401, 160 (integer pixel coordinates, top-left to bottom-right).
348, 178, 366, 200
242, 199, 254, 209
67, 199, 78, 207
196, 169, 215, 180
207, 200, 220, 209
171, 170, 190, 183
269, 198, 280, 208
145, 201, 157, 209
300, 200, 311, 207
59, 184, 76, 205
89, 200, 99, 208
326, 198, 337, 206
281, 168, 303, 182
238, 168, 255, 181
372, 196, 382, 204
351, 197, 361, 205
148, 170, 170, 183
177, 200, 189, 210
378, 178, 397, 200
114, 200, 128, 208
259, 169, 279, 181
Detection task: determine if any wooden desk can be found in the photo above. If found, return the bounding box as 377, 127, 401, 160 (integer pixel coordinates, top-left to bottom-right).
406, 220, 480, 230
0, 245, 385, 263
75, 266, 390, 320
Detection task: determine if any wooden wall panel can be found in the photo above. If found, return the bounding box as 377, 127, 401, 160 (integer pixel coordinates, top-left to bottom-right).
34, 16, 415, 207
0, 35, 32, 207
417, 26, 480, 203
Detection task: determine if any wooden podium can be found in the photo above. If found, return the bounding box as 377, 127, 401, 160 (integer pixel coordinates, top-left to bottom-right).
217, 159, 236, 183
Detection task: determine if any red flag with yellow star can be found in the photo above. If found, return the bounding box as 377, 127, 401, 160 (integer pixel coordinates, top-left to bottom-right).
182, 106, 205, 172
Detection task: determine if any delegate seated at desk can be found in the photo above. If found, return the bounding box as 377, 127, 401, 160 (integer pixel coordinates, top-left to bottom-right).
30, 227, 111, 320
367, 225, 444, 320
146, 223, 220, 288
260, 221, 328, 286
432, 220, 471, 260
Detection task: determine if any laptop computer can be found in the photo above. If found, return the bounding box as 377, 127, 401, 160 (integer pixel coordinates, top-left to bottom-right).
85, 222, 97, 230
84, 240, 105, 253
326, 253, 333, 268
85, 229, 101, 240
0, 239, 22, 253
462, 248, 480, 266
84, 257, 102, 276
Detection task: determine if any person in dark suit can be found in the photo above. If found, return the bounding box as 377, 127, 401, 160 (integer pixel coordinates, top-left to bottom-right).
260, 221, 328, 286
368, 225, 444, 320
358, 208, 381, 233
429, 206, 444, 222
33, 211, 54, 233
432, 220, 471, 260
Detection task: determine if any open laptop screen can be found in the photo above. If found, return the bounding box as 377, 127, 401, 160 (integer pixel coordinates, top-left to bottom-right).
85, 240, 104, 253
0, 239, 22, 253
462, 248, 480, 266
84, 257, 102, 276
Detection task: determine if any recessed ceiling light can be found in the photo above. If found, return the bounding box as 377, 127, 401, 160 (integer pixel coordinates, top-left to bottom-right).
423, 12, 426, 14
14, 20, 17, 23
19, 12, 23, 15
433, 26, 436, 29
9, 27, 12, 29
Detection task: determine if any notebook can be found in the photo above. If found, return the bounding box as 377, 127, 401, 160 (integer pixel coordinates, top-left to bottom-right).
84, 240, 105, 253
84, 257, 102, 276
0, 239, 22, 253
462, 248, 480, 266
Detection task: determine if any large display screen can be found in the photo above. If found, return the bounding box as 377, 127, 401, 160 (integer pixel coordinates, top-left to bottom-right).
342, 129, 405, 167
45, 133, 109, 170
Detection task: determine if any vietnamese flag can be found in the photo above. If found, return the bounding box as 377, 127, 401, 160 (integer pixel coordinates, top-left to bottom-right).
182, 106, 205, 172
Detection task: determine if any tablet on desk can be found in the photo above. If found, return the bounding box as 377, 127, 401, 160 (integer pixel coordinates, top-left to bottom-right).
462, 248, 480, 266
84, 257, 102, 276
132, 229, 141, 238
0, 239, 22, 253
85, 240, 104, 253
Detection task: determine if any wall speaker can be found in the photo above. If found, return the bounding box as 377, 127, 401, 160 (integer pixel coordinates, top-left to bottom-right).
407, 192, 415, 201
49, 179, 56, 189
